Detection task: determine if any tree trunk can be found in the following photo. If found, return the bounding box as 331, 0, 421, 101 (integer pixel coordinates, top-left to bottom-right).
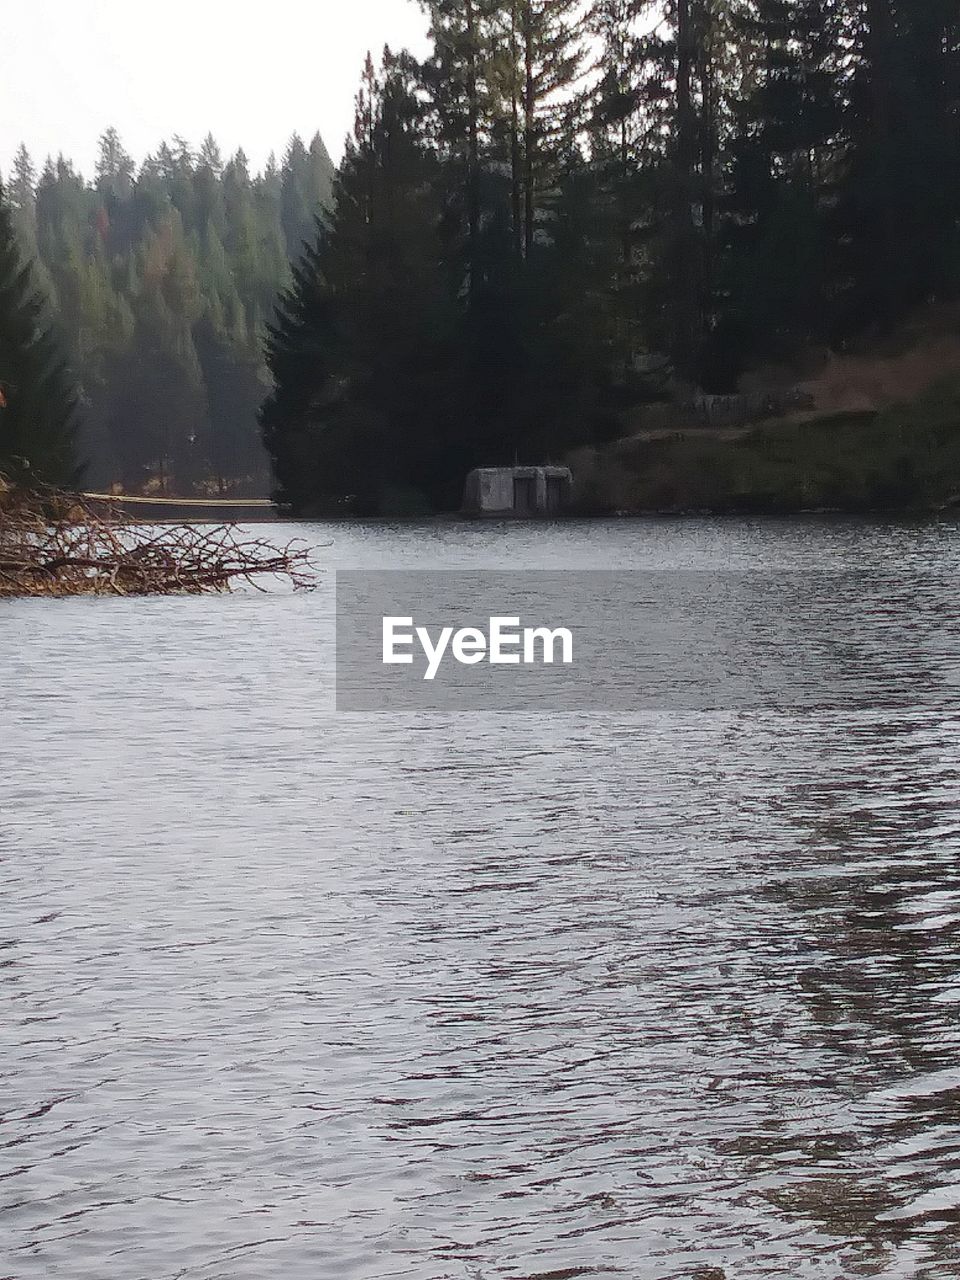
510, 0, 523, 258
466, 0, 481, 298
674, 0, 700, 379
697, 1, 716, 325
523, 1, 535, 261
864, 0, 898, 318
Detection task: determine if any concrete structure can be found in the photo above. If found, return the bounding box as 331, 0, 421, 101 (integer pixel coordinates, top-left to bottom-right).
462, 466, 572, 517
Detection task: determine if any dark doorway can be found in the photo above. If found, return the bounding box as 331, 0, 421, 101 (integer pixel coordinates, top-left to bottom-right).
545, 475, 565, 513
513, 476, 536, 513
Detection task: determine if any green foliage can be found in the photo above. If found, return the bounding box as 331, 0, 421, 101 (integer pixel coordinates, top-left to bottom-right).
6, 128, 334, 493
722, 0, 960, 355
263, 38, 627, 515
0, 184, 80, 486
578, 383, 960, 514
259, 0, 960, 514
11, 0, 951, 507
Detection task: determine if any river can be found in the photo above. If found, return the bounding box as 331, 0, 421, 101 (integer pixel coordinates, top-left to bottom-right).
2, 517, 960, 1279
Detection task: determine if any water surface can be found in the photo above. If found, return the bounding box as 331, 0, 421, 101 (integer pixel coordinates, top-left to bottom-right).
3, 517, 960, 1279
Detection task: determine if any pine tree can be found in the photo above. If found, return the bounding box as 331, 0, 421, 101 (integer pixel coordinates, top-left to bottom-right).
722, 0, 844, 356
260, 236, 343, 511
506, 0, 589, 260
308, 133, 335, 218
841, 0, 960, 325
263, 50, 457, 512
96, 127, 135, 204
0, 184, 81, 486
420, 0, 499, 293
587, 1, 648, 373
198, 133, 224, 177
8, 144, 38, 252
9, 131, 321, 491
281, 133, 333, 260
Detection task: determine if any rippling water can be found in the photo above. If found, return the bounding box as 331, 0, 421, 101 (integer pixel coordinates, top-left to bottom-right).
3, 517, 960, 1279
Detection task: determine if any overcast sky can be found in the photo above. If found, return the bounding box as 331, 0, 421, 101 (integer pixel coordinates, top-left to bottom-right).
3, 0, 431, 180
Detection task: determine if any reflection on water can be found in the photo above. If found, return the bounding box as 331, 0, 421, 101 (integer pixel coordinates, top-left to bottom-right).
2, 517, 960, 1279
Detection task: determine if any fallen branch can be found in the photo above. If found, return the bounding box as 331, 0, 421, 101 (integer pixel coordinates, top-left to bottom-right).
0, 480, 316, 597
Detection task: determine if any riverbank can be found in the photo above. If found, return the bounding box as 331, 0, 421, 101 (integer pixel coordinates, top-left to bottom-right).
81, 494, 278, 524
569, 379, 960, 516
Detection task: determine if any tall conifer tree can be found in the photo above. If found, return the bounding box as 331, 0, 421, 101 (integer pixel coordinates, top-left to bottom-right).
0, 184, 81, 486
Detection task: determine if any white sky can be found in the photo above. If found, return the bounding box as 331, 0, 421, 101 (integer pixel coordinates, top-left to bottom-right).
2, 0, 432, 180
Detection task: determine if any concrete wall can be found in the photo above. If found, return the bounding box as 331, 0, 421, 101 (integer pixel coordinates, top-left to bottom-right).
463, 467, 572, 515
478, 469, 517, 512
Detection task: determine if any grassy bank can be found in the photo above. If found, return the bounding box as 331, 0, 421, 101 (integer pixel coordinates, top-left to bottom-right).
569, 380, 960, 515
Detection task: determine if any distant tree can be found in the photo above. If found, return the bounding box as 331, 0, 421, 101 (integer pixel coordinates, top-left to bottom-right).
0, 184, 81, 486
7, 144, 38, 250
308, 133, 335, 216
7, 129, 325, 492
280, 133, 334, 259
198, 132, 224, 177
194, 134, 228, 241
96, 127, 135, 202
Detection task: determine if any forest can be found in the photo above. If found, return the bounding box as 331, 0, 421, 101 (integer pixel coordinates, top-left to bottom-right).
1, 0, 958, 511
1, 129, 332, 492
263, 0, 960, 514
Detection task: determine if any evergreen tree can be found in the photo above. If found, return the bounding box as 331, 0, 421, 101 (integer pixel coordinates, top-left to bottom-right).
263, 42, 624, 514
841, 0, 960, 325
5, 1, 959, 507
260, 236, 343, 511
308, 133, 335, 217
263, 50, 457, 513
7, 129, 328, 492
588, 1, 648, 375
281, 133, 334, 259
420, 0, 499, 294
0, 184, 81, 486
199, 133, 224, 177
8, 144, 38, 251
510, 0, 590, 260
721, 0, 844, 359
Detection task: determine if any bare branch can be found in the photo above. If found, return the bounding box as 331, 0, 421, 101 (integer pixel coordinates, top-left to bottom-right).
0, 480, 317, 598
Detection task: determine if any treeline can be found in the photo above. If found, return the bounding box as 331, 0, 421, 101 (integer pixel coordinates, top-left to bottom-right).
5, 129, 333, 491
263, 0, 960, 514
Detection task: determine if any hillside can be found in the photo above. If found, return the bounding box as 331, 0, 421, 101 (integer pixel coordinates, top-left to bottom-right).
571, 312, 960, 515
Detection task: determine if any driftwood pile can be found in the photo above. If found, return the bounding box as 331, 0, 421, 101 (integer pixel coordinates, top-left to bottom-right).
0, 481, 314, 597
